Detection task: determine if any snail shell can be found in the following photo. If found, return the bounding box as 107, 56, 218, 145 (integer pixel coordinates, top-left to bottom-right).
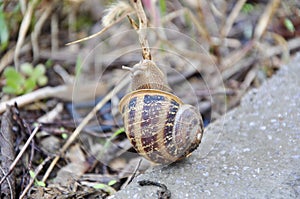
119, 60, 204, 164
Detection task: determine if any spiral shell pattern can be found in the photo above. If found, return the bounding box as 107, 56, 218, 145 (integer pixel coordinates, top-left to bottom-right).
119, 89, 203, 164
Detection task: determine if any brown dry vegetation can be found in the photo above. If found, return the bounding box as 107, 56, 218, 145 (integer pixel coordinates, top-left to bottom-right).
0, 0, 299, 198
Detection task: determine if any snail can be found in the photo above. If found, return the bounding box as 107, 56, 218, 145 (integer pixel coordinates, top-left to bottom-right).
119, 59, 204, 164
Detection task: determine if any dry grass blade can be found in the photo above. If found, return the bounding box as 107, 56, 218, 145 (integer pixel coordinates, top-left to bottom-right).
41, 76, 130, 183
121, 159, 142, 189
102, 1, 133, 27
66, 2, 133, 46
31, 4, 53, 61
14, 0, 39, 69
221, 0, 247, 37
221, 41, 254, 71
254, 0, 281, 41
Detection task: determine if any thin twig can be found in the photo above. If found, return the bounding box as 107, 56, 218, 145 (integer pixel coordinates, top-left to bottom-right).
37, 103, 64, 123
41, 76, 130, 183
0, 125, 41, 185
0, 85, 68, 114
121, 158, 142, 189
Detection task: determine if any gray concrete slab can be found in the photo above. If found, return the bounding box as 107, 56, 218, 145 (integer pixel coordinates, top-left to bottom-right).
111, 54, 300, 199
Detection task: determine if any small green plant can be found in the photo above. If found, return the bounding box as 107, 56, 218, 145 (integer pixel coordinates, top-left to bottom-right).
284, 18, 295, 33
3, 63, 48, 95
242, 3, 254, 14
159, 0, 166, 16
93, 182, 116, 194
29, 170, 46, 187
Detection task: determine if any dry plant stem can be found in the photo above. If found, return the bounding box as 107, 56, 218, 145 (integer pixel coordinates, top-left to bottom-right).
31, 4, 53, 61
41, 76, 131, 183
196, 2, 213, 44
121, 158, 142, 189
253, 0, 281, 41
161, 6, 216, 52
222, 55, 256, 81
199, 1, 219, 35
221, 41, 254, 70
51, 13, 59, 53
14, 0, 39, 69
131, 0, 151, 60
19, 156, 51, 199
0, 42, 31, 73
37, 103, 64, 123
0, 125, 40, 186
155, 35, 217, 64
66, 11, 133, 45
53, 64, 74, 84
264, 37, 300, 58
0, 85, 68, 114
220, 0, 247, 37
161, 8, 207, 41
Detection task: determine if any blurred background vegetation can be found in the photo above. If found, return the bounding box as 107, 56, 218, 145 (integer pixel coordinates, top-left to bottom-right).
0, 0, 299, 198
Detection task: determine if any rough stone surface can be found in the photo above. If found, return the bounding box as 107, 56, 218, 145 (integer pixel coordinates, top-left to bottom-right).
111, 54, 300, 199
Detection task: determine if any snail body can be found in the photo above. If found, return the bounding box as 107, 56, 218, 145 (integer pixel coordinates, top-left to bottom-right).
119, 60, 203, 164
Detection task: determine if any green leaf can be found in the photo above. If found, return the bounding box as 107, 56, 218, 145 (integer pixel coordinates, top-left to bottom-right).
37, 76, 48, 86
284, 18, 295, 33
31, 64, 46, 80
24, 78, 36, 93
4, 67, 23, 81
93, 183, 116, 194
45, 59, 53, 68
93, 183, 106, 189
2, 85, 20, 94
108, 179, 117, 186
35, 180, 46, 187
20, 62, 34, 76
242, 3, 254, 14
61, 133, 68, 139
29, 169, 46, 187
6, 78, 22, 89
29, 170, 36, 178
0, 8, 9, 51
75, 56, 82, 78
4, 77, 24, 94
103, 127, 125, 150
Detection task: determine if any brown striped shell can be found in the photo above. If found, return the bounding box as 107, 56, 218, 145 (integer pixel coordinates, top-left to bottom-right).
119, 89, 204, 164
